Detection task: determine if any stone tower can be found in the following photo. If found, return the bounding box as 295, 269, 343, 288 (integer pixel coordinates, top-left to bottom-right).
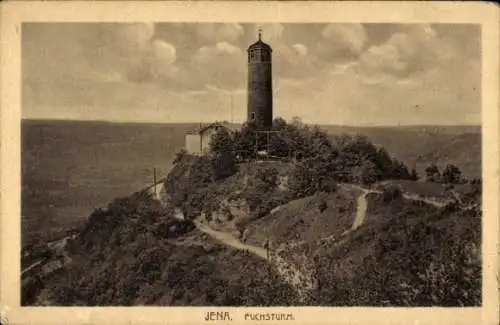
247, 29, 273, 130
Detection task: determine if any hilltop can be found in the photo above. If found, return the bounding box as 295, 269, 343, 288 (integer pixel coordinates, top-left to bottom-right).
21, 120, 481, 247
21, 119, 482, 306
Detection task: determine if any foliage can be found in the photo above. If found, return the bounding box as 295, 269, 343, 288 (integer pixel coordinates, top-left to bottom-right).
255, 167, 279, 190
164, 153, 237, 219
357, 160, 379, 186
441, 164, 462, 184
210, 128, 234, 155
382, 185, 403, 203
244, 166, 291, 219
172, 149, 187, 165
310, 199, 481, 306
410, 166, 419, 181
425, 163, 441, 182
24, 186, 299, 306
288, 158, 338, 199
211, 152, 237, 181
232, 118, 415, 190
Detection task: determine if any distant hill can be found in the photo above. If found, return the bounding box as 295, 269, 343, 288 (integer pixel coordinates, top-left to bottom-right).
318, 124, 481, 179
415, 133, 481, 178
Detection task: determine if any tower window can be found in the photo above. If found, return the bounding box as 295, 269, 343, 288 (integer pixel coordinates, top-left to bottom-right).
251, 112, 255, 121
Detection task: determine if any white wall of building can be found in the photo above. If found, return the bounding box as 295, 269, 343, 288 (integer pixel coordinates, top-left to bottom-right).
185, 134, 202, 155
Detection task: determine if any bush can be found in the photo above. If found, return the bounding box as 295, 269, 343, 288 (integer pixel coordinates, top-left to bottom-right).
255, 167, 279, 190
317, 197, 328, 212
442, 164, 462, 184
211, 152, 237, 181
319, 178, 338, 193
173, 149, 187, 165
425, 163, 441, 182
410, 167, 419, 181
382, 186, 403, 203
441, 201, 459, 214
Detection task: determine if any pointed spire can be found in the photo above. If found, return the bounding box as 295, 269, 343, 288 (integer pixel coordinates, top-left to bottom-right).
258, 27, 262, 41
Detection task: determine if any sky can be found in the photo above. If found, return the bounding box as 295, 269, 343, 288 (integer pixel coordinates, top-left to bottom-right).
22, 23, 481, 126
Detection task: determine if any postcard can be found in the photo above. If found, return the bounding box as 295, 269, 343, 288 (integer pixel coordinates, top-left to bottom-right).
1, 1, 498, 325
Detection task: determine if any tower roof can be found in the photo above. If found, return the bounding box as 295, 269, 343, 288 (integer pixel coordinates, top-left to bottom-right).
247, 29, 272, 52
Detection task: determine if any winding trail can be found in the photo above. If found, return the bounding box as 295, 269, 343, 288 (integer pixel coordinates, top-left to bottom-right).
147, 181, 478, 301
351, 192, 369, 231
194, 220, 267, 259
343, 183, 480, 209
194, 219, 314, 300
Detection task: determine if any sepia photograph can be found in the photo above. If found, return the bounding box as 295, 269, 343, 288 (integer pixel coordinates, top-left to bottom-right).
20, 20, 484, 307
1, 1, 499, 325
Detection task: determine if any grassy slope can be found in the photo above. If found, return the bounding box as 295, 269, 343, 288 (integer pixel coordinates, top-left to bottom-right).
244, 185, 481, 306
23, 189, 298, 306
244, 188, 360, 247
313, 194, 481, 306
146, 155, 482, 306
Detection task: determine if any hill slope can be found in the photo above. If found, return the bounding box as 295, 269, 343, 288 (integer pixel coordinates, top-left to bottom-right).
22, 190, 298, 306
242, 185, 481, 306
21, 120, 482, 306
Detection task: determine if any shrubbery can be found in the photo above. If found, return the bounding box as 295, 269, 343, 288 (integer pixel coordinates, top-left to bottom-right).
231, 119, 412, 186
311, 202, 481, 306
244, 166, 291, 219
165, 151, 238, 219
382, 185, 403, 203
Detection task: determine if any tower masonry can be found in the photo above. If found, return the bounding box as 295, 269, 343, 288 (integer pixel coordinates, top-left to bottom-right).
247, 30, 273, 130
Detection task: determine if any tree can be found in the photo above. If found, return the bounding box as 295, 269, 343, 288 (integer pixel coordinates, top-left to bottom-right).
173, 149, 187, 165
288, 161, 317, 198
255, 167, 279, 190
291, 116, 303, 128
211, 152, 236, 181
359, 160, 379, 186
233, 122, 258, 158
210, 129, 234, 155
209, 129, 237, 180
425, 163, 440, 182
441, 164, 462, 184
383, 157, 411, 180
409, 166, 419, 181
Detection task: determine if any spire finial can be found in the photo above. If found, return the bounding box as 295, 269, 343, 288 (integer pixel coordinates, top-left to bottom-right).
258, 27, 262, 41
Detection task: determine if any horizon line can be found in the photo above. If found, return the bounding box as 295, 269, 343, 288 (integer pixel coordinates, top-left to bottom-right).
21, 117, 481, 128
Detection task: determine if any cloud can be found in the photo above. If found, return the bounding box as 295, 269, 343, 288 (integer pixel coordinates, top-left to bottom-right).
316, 24, 368, 61
274, 43, 318, 79
357, 24, 453, 79
260, 23, 284, 43
292, 43, 308, 56
215, 23, 244, 43
22, 23, 480, 125
152, 39, 177, 65
191, 42, 246, 90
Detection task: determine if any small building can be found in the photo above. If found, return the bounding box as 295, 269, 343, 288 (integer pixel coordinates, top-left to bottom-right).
185, 122, 236, 155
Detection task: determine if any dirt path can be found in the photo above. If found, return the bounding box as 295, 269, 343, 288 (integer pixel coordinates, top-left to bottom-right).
341, 183, 477, 209
194, 220, 267, 259
193, 219, 314, 301
351, 192, 368, 231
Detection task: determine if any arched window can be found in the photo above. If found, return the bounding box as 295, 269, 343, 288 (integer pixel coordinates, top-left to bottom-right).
251, 112, 255, 121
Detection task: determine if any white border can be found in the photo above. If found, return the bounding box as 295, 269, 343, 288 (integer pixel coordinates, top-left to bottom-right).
1, 2, 498, 325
